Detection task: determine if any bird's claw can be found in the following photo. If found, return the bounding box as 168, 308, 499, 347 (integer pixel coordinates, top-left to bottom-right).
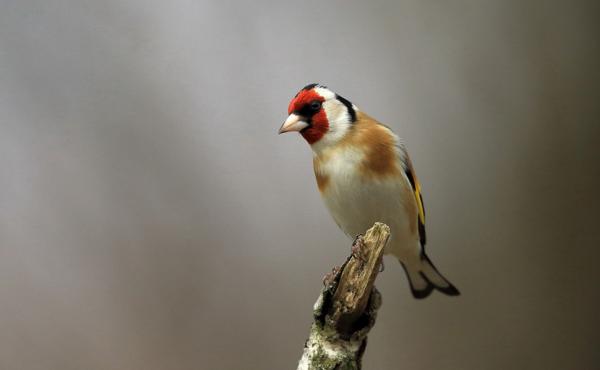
351, 235, 365, 260
322, 266, 341, 287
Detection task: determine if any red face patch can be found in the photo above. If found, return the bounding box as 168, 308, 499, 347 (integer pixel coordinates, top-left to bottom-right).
288, 89, 323, 114
287, 88, 328, 145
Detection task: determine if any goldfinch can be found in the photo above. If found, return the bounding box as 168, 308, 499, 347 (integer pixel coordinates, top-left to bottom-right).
279, 83, 459, 299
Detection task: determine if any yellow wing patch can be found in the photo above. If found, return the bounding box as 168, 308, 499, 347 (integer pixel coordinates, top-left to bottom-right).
414, 180, 426, 225
404, 160, 427, 245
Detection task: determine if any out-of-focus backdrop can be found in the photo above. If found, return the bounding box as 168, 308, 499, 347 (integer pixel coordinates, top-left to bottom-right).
1, 1, 599, 369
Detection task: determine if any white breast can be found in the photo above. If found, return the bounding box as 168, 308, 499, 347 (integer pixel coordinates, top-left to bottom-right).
315, 147, 419, 259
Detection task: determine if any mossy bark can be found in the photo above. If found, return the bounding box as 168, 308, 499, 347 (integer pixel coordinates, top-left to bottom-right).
297, 223, 390, 370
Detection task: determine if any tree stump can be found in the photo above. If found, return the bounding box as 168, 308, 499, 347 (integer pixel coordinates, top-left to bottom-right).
297, 222, 390, 370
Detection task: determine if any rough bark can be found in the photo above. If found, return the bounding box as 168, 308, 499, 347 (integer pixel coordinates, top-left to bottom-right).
297, 222, 390, 370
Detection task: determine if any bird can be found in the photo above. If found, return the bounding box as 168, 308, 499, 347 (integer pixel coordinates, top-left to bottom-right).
278, 83, 459, 299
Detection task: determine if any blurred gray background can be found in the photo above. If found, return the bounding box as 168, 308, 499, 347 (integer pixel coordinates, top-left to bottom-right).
1, 1, 599, 369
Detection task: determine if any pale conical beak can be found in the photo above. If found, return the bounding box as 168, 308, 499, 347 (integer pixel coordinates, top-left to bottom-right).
278, 113, 309, 134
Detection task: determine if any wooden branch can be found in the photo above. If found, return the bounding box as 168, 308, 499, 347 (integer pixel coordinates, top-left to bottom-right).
297, 222, 390, 370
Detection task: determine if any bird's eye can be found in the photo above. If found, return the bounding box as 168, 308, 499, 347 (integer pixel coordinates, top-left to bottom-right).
310, 101, 322, 111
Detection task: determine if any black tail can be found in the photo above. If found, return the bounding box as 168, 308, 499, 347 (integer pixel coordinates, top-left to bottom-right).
402, 254, 460, 299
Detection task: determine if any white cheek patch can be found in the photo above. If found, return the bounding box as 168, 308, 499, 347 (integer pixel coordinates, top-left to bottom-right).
310, 99, 353, 153
323, 100, 346, 124
308, 85, 357, 154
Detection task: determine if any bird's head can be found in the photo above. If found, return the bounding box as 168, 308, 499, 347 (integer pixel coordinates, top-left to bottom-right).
279, 83, 357, 150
